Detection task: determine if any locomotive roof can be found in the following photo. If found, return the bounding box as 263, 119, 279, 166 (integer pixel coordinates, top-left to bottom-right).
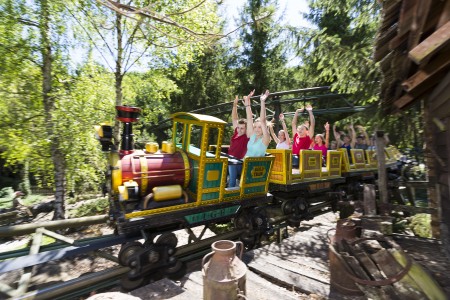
171, 112, 227, 125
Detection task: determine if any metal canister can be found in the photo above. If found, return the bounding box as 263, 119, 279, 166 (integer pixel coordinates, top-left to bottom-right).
202, 240, 247, 300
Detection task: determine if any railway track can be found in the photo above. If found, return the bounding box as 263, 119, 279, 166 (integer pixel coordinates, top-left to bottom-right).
3, 229, 245, 300
0, 205, 333, 299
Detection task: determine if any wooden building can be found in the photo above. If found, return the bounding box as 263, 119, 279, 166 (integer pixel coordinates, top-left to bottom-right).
374, 0, 450, 256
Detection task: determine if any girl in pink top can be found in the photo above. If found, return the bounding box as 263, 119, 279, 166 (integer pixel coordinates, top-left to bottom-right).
313, 122, 330, 164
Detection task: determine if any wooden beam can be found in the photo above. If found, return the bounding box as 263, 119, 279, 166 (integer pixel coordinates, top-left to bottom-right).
402, 44, 450, 92
394, 83, 435, 109
409, 21, 450, 64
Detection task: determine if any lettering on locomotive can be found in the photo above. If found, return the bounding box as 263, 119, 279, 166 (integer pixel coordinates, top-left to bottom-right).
184, 205, 240, 224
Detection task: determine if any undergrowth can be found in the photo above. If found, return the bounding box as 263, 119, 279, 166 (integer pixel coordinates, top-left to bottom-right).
72, 197, 109, 218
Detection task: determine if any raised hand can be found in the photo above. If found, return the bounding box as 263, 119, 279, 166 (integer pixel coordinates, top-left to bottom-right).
260, 90, 270, 102
279, 113, 284, 121
233, 95, 239, 106
244, 90, 255, 107
325, 122, 330, 131
306, 104, 313, 111
296, 107, 304, 114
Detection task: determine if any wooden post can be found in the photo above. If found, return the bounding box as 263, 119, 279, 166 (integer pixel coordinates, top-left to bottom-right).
363, 184, 377, 216
423, 101, 441, 238
376, 131, 388, 215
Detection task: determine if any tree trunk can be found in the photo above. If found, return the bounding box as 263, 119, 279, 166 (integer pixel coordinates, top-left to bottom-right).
20, 160, 31, 196
113, 8, 124, 147
39, 0, 65, 220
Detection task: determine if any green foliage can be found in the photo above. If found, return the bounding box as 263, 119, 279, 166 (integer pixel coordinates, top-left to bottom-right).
170, 44, 235, 113
209, 222, 233, 234
295, 0, 381, 105
72, 197, 109, 217
235, 0, 289, 94
63, 61, 115, 193
409, 213, 431, 238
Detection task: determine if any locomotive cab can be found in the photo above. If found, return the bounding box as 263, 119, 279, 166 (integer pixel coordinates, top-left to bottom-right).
171, 112, 228, 203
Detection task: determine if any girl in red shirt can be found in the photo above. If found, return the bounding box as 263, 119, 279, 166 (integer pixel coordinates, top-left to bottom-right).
291, 104, 315, 167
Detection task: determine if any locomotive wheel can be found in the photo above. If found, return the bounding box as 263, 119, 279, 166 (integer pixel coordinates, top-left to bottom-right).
297, 198, 308, 214
120, 274, 148, 291
234, 212, 253, 230
118, 242, 144, 266
155, 232, 178, 248
250, 207, 269, 231
281, 200, 296, 215
165, 260, 187, 280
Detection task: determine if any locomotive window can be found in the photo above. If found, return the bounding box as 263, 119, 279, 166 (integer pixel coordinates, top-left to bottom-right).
188, 124, 203, 156
207, 127, 219, 157
174, 122, 185, 148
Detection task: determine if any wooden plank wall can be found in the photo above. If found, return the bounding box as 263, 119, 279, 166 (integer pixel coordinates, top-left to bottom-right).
428, 70, 450, 258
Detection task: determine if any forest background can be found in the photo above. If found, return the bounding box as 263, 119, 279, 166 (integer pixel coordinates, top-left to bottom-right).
0, 0, 424, 219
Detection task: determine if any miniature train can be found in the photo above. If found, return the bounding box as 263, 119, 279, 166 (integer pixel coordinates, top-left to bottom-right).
96, 105, 400, 290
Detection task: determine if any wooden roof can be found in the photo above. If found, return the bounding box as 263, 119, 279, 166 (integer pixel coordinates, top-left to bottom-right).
374, 0, 450, 113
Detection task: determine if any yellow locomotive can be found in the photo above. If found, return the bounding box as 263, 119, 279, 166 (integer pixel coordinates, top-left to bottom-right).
97, 105, 275, 289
